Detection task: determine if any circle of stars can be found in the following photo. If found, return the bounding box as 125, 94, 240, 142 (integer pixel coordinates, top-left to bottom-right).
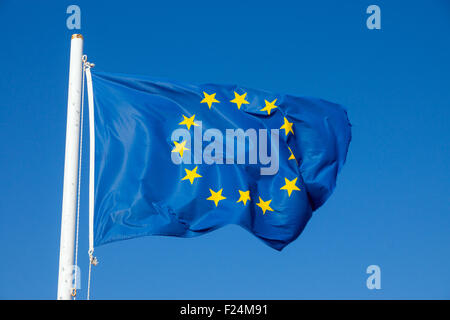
170, 90, 300, 215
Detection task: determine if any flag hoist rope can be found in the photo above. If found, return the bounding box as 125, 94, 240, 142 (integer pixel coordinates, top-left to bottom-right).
84, 57, 98, 300
70, 56, 98, 300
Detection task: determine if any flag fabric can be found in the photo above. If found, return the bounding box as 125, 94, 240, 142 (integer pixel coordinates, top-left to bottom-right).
91, 71, 351, 250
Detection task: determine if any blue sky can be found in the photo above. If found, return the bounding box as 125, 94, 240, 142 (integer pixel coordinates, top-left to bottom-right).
0, 0, 449, 299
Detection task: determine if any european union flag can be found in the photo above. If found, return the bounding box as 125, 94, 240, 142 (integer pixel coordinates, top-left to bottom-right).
91, 71, 351, 250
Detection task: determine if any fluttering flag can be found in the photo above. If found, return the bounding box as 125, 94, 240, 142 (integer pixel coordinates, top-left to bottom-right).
90, 71, 351, 250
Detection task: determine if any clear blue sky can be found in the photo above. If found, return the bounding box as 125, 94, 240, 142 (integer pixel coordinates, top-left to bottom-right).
0, 0, 449, 299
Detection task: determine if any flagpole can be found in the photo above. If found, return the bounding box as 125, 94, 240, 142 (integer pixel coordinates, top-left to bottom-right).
57, 34, 84, 300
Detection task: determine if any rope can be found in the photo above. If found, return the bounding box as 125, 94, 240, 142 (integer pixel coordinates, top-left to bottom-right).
70, 55, 98, 300
71, 55, 87, 299
87, 250, 98, 300
84, 58, 97, 300
87, 255, 92, 300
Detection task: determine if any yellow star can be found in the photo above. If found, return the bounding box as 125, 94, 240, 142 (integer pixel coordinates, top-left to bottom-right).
181, 166, 202, 184
207, 188, 226, 206
230, 92, 250, 109
171, 140, 189, 157
280, 177, 301, 197
256, 197, 274, 214
280, 117, 294, 136
201, 91, 220, 109
260, 99, 278, 115
179, 114, 199, 130
288, 147, 296, 161
236, 190, 251, 206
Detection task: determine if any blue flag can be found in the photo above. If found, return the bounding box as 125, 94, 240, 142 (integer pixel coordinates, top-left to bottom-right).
91, 71, 351, 250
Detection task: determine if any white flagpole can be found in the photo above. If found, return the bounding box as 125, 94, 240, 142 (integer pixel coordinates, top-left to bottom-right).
57, 34, 84, 300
